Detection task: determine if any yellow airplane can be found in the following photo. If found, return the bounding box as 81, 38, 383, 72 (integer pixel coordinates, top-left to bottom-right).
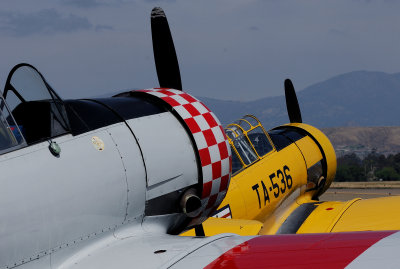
183, 79, 400, 236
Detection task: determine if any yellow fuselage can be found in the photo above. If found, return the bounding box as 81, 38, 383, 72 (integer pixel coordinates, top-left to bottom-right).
183, 117, 400, 237
183, 118, 337, 236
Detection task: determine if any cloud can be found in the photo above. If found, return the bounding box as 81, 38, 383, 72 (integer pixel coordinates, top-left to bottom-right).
60, 0, 133, 8
0, 9, 94, 36
95, 24, 114, 31
144, 0, 176, 2
60, 0, 105, 8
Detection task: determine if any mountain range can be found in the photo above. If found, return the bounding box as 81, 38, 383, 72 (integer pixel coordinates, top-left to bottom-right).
322, 126, 400, 157
200, 71, 400, 130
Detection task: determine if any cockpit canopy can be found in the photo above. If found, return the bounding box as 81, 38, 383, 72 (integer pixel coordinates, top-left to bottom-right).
0, 64, 70, 153
0, 63, 170, 156
225, 115, 275, 175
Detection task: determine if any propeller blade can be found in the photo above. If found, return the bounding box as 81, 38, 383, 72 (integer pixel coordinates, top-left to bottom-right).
284, 79, 302, 123
151, 7, 182, 90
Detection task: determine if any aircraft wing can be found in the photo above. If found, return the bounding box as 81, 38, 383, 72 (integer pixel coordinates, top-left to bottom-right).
44, 228, 399, 269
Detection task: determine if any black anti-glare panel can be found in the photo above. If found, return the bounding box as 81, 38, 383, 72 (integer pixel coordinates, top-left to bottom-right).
90, 97, 166, 120
65, 104, 90, 136
282, 129, 306, 142
268, 127, 306, 151
268, 130, 293, 151
65, 96, 167, 136
65, 100, 121, 135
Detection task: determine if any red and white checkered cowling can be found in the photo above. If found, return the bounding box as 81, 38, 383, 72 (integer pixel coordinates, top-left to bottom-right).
135, 88, 232, 223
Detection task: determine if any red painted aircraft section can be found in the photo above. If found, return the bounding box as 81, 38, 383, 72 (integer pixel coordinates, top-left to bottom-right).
206, 231, 395, 269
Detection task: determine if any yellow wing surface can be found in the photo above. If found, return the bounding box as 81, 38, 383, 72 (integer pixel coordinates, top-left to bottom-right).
295, 196, 400, 233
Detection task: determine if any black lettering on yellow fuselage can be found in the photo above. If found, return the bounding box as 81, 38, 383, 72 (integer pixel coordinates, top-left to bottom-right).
252, 165, 292, 209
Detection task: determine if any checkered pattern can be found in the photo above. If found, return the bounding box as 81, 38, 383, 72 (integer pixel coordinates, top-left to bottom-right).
135, 88, 232, 221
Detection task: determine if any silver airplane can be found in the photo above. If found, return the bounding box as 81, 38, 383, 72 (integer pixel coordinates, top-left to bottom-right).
1, 7, 400, 269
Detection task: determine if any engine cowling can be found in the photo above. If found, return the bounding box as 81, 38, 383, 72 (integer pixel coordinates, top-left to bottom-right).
129, 88, 232, 232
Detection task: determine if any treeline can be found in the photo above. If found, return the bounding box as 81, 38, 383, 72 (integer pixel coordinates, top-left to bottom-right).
336, 153, 400, 181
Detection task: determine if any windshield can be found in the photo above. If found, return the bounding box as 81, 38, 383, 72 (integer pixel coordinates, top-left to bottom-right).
225, 115, 276, 174
3, 64, 69, 145
232, 135, 258, 165
0, 96, 26, 153
226, 126, 258, 165
247, 126, 273, 157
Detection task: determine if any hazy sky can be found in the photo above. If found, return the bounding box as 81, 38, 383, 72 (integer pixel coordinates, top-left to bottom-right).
0, 0, 399, 100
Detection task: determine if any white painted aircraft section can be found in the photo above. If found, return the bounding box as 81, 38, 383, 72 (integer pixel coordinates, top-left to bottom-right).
126, 113, 198, 200
106, 123, 147, 220
166, 235, 252, 269
48, 222, 242, 269
0, 125, 129, 268
346, 231, 400, 268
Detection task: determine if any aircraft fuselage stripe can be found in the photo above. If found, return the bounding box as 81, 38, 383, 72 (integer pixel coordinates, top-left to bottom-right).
346, 231, 400, 268
204, 231, 396, 268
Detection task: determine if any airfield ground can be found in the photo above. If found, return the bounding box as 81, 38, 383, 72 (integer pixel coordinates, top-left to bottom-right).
320, 182, 400, 201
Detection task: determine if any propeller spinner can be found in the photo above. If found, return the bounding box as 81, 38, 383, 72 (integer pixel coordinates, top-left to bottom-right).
284, 79, 302, 123
151, 7, 182, 90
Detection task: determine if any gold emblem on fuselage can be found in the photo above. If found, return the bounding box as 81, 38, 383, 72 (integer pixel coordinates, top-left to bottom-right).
91, 136, 105, 151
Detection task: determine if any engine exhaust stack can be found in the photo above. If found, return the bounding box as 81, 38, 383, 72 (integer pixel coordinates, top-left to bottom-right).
181, 188, 202, 218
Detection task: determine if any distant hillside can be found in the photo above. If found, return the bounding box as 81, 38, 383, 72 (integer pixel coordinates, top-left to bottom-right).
200, 71, 400, 129
322, 126, 400, 157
